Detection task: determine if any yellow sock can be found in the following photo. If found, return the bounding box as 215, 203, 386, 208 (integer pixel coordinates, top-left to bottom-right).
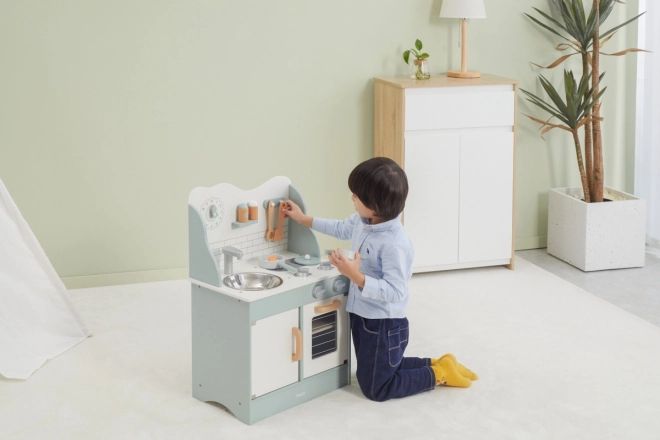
431, 357, 471, 388
431, 354, 478, 381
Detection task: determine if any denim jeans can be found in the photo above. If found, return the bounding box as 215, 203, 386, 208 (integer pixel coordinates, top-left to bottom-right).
350, 313, 435, 401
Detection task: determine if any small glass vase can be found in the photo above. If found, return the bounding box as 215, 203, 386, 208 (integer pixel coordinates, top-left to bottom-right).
410, 59, 430, 80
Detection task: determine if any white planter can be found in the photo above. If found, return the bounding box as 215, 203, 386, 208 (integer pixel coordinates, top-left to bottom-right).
547, 187, 646, 271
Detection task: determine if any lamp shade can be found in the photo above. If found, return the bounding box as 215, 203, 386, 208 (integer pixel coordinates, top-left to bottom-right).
439, 0, 487, 19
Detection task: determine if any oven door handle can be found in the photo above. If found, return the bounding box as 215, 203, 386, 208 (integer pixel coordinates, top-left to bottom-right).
314, 299, 342, 314
292, 327, 303, 362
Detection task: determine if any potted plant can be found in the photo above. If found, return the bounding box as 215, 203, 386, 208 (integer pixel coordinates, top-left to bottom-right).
521, 0, 646, 271
403, 39, 430, 80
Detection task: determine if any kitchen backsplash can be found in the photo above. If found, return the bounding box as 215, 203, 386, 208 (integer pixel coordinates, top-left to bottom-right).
210, 223, 289, 267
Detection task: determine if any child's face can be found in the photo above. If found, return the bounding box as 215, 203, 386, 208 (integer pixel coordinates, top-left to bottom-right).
351, 194, 375, 219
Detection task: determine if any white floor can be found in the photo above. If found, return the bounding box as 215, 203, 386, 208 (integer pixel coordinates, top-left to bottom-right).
2, 257, 660, 439
518, 249, 660, 327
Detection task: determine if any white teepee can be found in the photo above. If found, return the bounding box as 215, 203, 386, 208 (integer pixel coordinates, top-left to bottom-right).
0, 178, 90, 379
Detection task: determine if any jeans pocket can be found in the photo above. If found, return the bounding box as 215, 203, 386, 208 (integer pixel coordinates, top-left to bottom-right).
361, 317, 380, 335
388, 325, 408, 367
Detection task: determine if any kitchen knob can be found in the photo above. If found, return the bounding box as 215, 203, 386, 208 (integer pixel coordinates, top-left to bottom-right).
312, 284, 326, 298
318, 261, 333, 271
295, 267, 311, 277
333, 278, 347, 293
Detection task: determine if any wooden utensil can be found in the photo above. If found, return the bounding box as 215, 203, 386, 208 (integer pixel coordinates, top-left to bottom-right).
273, 201, 287, 242
266, 201, 275, 241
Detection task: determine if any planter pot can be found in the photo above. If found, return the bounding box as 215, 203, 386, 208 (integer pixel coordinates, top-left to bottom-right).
410, 59, 430, 80
547, 187, 646, 271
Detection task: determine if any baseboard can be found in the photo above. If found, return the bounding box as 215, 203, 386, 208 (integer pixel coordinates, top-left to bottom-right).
515, 235, 548, 250
62, 267, 189, 289
647, 236, 660, 258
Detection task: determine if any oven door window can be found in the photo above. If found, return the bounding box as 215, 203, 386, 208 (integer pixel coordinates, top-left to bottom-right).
311, 311, 337, 359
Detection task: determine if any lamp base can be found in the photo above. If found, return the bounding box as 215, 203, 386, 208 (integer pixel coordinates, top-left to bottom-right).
447, 70, 481, 79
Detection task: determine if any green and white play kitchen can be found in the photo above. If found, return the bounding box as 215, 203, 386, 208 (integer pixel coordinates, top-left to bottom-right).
189, 176, 350, 425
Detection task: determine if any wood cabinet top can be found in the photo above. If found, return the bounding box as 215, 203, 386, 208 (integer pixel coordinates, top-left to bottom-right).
374, 73, 518, 89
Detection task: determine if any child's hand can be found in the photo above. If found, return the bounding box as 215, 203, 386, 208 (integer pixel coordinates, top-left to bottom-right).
328, 249, 365, 288
282, 200, 304, 222
282, 200, 313, 228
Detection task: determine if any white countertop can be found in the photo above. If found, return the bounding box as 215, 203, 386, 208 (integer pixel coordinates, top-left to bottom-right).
189, 251, 343, 302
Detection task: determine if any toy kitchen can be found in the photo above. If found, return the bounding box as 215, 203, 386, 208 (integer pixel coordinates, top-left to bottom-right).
188, 176, 351, 425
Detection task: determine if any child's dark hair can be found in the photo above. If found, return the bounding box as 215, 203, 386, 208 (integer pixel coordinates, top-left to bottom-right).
348, 157, 408, 221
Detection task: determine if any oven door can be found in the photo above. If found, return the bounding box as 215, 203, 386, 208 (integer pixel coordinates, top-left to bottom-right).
302, 293, 348, 379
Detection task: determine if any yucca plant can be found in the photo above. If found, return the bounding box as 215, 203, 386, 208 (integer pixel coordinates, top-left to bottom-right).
521, 71, 605, 202
524, 0, 645, 203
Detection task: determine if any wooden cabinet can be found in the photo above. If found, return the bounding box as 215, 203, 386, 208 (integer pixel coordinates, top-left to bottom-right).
374, 74, 518, 272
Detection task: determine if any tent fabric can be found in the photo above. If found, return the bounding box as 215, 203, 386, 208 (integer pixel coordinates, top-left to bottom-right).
0, 178, 90, 379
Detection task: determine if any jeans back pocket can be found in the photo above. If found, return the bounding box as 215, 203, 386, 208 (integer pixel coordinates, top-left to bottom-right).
388, 325, 409, 367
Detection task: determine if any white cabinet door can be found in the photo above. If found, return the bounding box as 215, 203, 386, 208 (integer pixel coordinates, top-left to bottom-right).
459, 132, 514, 263
251, 308, 300, 398
404, 133, 461, 269
302, 294, 348, 379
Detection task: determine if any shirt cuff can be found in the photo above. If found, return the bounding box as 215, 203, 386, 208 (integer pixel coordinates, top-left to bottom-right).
361, 275, 379, 299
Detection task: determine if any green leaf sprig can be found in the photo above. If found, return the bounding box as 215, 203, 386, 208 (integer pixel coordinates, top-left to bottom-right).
403, 39, 430, 64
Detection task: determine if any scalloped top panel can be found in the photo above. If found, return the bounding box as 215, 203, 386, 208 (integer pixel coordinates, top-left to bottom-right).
188, 176, 293, 262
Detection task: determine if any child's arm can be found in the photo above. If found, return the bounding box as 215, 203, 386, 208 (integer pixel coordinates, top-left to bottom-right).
360, 245, 413, 303
329, 245, 413, 304
284, 200, 356, 241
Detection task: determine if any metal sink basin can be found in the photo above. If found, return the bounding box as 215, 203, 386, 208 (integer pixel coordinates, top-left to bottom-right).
223, 273, 283, 291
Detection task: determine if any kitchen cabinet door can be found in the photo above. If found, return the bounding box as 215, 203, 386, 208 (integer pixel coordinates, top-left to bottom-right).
302, 294, 348, 379
458, 132, 514, 263
251, 308, 300, 398
404, 133, 461, 269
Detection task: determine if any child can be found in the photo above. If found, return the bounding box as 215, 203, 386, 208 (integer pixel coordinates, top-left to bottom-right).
284, 157, 478, 401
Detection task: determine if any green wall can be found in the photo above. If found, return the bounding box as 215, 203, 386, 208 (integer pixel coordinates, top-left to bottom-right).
0, 0, 639, 288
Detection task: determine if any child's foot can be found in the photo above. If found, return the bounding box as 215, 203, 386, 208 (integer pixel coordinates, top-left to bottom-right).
431, 354, 479, 380
431, 357, 472, 388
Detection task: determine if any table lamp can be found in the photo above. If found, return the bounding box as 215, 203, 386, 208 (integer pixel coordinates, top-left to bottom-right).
440, 0, 487, 79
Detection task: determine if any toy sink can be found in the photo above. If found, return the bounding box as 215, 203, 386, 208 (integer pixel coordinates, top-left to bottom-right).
222, 273, 284, 291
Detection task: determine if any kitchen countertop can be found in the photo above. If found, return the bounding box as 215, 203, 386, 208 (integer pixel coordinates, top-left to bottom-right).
189, 251, 343, 302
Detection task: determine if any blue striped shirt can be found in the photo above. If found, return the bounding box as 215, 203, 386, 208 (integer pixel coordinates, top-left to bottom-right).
312, 213, 414, 319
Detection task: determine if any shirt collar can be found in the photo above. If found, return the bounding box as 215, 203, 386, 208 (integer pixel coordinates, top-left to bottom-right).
360, 214, 401, 232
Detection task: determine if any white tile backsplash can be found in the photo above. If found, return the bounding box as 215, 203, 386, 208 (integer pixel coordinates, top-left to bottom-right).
209, 220, 289, 276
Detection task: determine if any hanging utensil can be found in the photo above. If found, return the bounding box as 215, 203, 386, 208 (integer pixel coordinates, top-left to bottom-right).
273, 201, 287, 242
266, 201, 275, 241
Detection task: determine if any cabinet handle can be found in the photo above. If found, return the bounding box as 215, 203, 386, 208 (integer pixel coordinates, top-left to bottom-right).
314, 299, 341, 314
292, 327, 302, 362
